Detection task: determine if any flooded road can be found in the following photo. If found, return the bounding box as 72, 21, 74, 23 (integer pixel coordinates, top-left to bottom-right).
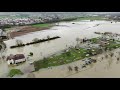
0, 20, 120, 77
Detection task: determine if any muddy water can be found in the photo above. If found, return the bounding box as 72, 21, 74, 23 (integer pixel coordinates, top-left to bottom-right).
66, 49, 120, 78
32, 48, 120, 78
0, 20, 120, 77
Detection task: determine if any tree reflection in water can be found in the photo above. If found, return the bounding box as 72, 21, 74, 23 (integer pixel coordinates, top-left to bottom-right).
107, 59, 113, 69
16, 47, 24, 52
116, 57, 120, 64
32, 43, 40, 47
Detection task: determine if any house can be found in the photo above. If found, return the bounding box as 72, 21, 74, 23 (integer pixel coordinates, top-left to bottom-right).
6, 54, 26, 65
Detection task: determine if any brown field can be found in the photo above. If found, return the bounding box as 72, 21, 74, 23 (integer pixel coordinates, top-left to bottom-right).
9, 26, 50, 38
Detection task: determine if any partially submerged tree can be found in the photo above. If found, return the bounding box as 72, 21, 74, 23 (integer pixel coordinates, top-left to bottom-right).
117, 57, 120, 61
32, 38, 39, 42
74, 66, 79, 72
68, 66, 72, 71
76, 37, 80, 45
16, 39, 23, 46
47, 35, 50, 39
8, 69, 23, 77
29, 52, 33, 56
105, 54, 108, 59
110, 53, 114, 57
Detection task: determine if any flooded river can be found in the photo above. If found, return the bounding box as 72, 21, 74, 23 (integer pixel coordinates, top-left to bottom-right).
0, 20, 120, 77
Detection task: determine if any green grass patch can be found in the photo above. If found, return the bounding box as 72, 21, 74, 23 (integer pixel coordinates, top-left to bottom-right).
90, 38, 100, 43
32, 23, 52, 28
105, 43, 120, 50
8, 69, 23, 77
74, 16, 107, 21
33, 47, 96, 71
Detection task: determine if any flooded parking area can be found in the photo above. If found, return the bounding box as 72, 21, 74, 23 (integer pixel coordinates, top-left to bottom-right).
0, 20, 120, 77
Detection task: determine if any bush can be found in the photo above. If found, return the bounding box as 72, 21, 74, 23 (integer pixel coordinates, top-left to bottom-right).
47, 35, 50, 39
8, 69, 23, 77
90, 38, 98, 43
32, 38, 39, 42
66, 51, 71, 56
16, 40, 23, 46
29, 52, 33, 56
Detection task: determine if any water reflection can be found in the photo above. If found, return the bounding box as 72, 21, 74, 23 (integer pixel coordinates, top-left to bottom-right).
89, 63, 94, 68
107, 59, 113, 69
16, 47, 24, 52
32, 43, 40, 47
47, 40, 51, 43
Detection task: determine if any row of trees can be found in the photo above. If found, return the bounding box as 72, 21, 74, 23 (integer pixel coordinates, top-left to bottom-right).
15, 35, 51, 46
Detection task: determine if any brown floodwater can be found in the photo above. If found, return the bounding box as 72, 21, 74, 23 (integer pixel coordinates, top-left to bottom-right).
0, 20, 120, 77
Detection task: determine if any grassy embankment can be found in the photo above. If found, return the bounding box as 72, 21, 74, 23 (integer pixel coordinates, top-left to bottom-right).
8, 69, 23, 77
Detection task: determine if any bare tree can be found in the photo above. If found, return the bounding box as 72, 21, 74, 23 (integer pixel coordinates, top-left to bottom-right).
76, 37, 80, 44
32, 38, 39, 42
105, 54, 108, 59
47, 35, 50, 39
16, 39, 23, 45
101, 56, 104, 60
68, 66, 72, 71
110, 53, 114, 57
74, 66, 79, 72
118, 52, 120, 55
117, 57, 120, 61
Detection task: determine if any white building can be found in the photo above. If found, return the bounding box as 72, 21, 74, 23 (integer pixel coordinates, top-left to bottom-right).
6, 54, 26, 65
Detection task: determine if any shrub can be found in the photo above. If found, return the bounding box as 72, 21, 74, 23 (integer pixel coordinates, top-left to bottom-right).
8, 69, 23, 77
47, 35, 50, 39
29, 52, 33, 56
16, 40, 23, 46
32, 38, 39, 42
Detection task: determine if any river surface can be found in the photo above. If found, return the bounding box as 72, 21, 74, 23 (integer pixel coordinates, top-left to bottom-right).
0, 20, 120, 77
